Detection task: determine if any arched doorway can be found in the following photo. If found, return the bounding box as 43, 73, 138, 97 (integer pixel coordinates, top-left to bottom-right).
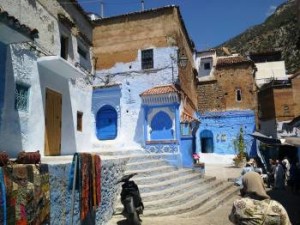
96, 105, 117, 140
150, 111, 173, 140
200, 130, 214, 153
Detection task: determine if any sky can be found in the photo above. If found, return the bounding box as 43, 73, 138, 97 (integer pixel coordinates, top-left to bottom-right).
77, 0, 286, 51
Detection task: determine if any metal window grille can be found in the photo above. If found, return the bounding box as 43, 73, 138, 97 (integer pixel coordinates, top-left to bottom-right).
15, 84, 29, 111
141, 49, 153, 69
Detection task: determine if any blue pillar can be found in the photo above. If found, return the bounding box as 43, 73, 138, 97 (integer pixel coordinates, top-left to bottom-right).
143, 106, 148, 143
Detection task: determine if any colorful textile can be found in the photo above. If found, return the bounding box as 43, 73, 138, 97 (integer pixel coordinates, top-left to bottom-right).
229, 198, 291, 225
230, 171, 291, 225
0, 167, 6, 225
3, 164, 50, 225
69, 153, 102, 225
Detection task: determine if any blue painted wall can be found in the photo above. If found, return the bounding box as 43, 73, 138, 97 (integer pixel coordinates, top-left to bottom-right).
92, 86, 121, 142
196, 110, 256, 157
181, 136, 194, 167
96, 105, 117, 140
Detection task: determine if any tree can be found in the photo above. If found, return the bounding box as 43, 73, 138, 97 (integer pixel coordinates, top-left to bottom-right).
233, 127, 246, 167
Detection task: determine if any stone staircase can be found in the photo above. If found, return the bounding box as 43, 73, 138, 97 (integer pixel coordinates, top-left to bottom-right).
110, 152, 239, 219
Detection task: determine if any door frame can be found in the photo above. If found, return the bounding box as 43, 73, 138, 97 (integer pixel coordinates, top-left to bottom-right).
44, 88, 62, 156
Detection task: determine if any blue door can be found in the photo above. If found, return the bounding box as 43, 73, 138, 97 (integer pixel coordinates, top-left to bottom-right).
150, 111, 173, 140
96, 105, 117, 140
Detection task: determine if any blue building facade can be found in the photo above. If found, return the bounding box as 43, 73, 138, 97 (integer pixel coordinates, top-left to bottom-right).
196, 110, 257, 157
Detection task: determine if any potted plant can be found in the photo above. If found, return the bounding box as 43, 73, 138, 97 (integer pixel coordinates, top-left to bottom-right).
233, 127, 247, 167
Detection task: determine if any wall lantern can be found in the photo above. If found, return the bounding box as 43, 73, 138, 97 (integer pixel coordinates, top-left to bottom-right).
178, 52, 188, 68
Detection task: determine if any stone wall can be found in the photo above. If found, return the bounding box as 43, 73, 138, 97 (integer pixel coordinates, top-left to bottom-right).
197, 64, 256, 113
48, 157, 127, 225
93, 6, 198, 109
292, 75, 300, 116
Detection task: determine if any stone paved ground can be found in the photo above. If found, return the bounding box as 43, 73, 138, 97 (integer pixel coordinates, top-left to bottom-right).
107, 163, 300, 225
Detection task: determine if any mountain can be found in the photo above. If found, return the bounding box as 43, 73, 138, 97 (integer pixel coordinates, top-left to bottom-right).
218, 0, 300, 74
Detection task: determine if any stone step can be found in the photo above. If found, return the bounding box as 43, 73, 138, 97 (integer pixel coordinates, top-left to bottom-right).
142, 182, 235, 217
92, 147, 145, 156
124, 164, 179, 177
178, 184, 239, 217
133, 169, 202, 185
142, 179, 225, 210
125, 159, 171, 170
126, 153, 180, 164
137, 172, 206, 193
114, 175, 216, 212
114, 177, 221, 213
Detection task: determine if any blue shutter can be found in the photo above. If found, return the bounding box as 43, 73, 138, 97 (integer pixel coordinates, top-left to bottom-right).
96, 105, 117, 140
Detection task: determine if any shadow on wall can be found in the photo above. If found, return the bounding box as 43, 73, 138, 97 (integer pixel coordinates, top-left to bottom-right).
133, 108, 145, 145
0, 44, 23, 157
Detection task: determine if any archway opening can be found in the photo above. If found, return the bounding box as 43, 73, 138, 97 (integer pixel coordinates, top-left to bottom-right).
150, 111, 173, 140
200, 130, 214, 153
96, 105, 117, 140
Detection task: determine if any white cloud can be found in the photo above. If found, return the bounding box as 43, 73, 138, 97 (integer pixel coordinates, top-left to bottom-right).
266, 5, 277, 17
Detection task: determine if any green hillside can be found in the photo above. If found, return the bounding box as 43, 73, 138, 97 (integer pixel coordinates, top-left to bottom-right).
218, 0, 300, 74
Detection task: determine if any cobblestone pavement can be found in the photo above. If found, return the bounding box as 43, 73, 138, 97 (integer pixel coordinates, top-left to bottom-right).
107, 163, 300, 225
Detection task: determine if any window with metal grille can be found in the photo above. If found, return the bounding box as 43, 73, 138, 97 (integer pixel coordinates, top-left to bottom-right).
15, 83, 29, 112
141, 49, 153, 70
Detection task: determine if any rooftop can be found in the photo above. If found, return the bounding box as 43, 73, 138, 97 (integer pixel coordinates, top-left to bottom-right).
140, 84, 179, 97
216, 56, 253, 68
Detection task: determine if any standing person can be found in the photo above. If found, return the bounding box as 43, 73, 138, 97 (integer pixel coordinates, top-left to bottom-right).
267, 159, 276, 188
282, 157, 290, 185
274, 160, 285, 190
229, 171, 291, 225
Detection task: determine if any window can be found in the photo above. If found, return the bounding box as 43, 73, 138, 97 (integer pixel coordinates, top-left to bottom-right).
15, 83, 29, 112
141, 49, 153, 70
77, 46, 87, 59
77, 111, 83, 131
181, 123, 192, 136
204, 62, 211, 70
236, 89, 242, 102
60, 35, 68, 59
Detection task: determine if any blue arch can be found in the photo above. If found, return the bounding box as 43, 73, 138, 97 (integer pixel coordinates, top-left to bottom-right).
200, 130, 214, 153
150, 111, 173, 140
96, 105, 117, 140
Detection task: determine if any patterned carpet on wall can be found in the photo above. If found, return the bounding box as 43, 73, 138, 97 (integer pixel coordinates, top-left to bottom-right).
69, 153, 102, 225
1, 164, 50, 225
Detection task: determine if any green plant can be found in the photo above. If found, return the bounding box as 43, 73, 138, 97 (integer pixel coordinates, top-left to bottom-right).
233, 127, 246, 167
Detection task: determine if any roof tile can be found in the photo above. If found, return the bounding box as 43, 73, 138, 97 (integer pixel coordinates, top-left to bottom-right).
216, 56, 252, 67
140, 84, 179, 97
0, 7, 39, 39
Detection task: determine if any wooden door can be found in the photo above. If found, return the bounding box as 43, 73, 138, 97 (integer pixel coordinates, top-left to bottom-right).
45, 88, 62, 156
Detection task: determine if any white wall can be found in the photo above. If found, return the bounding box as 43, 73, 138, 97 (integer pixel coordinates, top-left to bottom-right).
195, 50, 216, 81
93, 47, 178, 150
0, 0, 93, 72
0, 1, 94, 157
255, 61, 287, 87
0, 44, 93, 157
